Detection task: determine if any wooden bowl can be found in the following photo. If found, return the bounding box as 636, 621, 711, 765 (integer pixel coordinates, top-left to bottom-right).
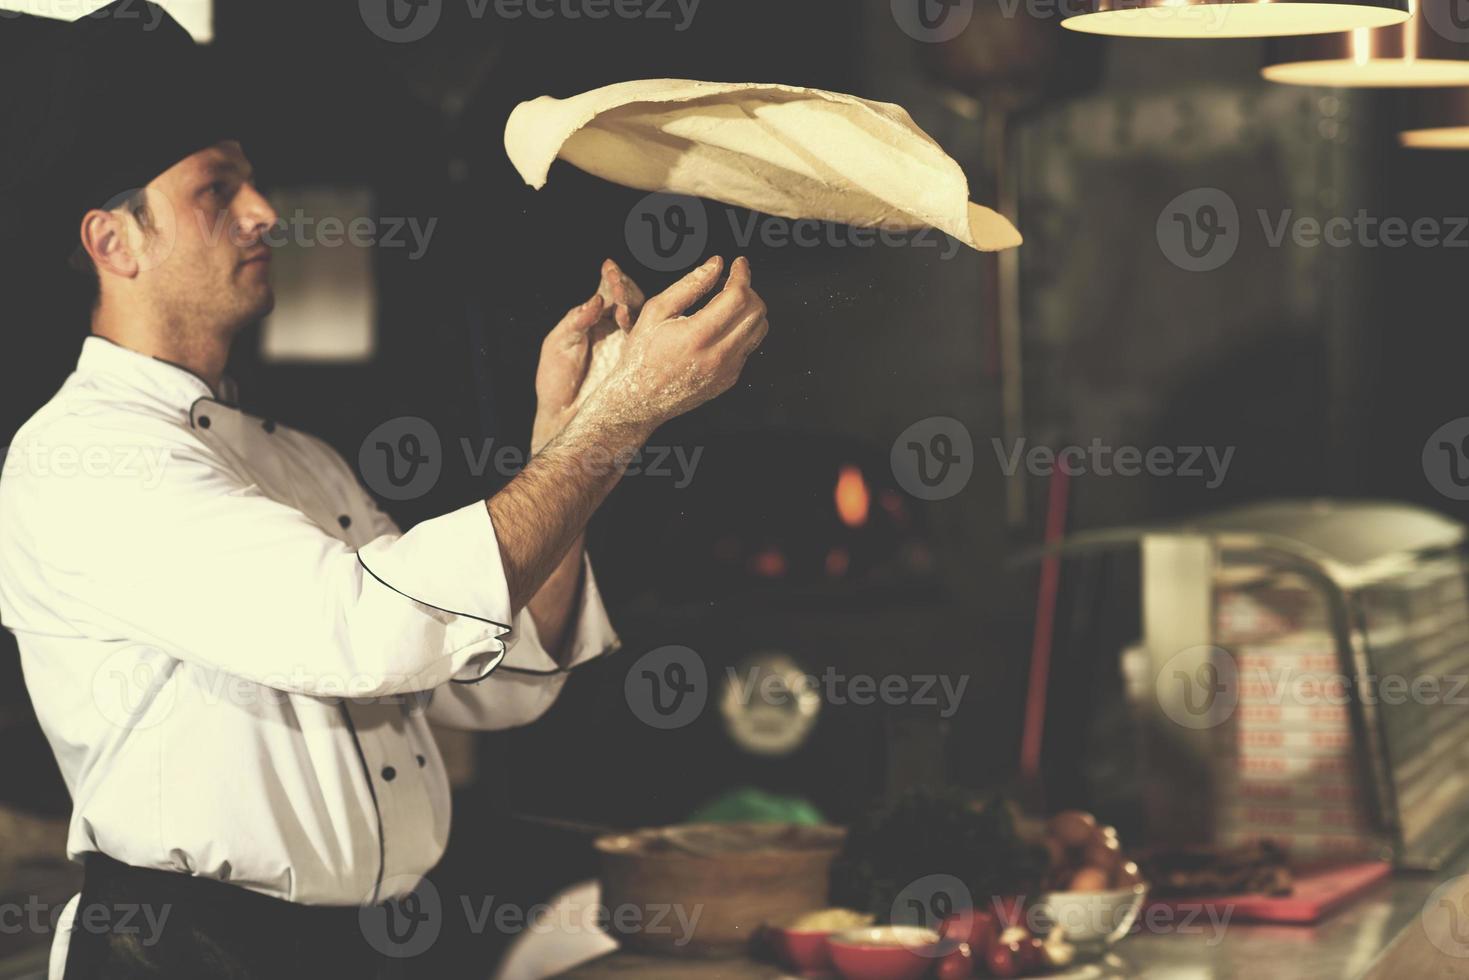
595, 822, 846, 956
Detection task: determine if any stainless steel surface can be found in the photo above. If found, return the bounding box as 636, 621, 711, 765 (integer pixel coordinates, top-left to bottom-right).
561, 849, 1469, 978
1064, 500, 1469, 867
1115, 855, 1465, 979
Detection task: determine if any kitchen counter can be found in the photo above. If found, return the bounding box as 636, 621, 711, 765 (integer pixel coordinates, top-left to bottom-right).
560, 849, 1469, 979
4, 852, 1461, 979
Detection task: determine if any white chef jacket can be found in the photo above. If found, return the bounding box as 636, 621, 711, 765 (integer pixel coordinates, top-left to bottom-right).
0, 336, 619, 909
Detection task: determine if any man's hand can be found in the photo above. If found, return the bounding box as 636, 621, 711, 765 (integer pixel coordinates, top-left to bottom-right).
491, 255, 766, 621
577, 255, 768, 434
598, 258, 645, 331
532, 260, 646, 455
521, 260, 644, 653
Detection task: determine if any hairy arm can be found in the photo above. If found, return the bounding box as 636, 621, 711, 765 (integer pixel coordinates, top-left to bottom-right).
524, 532, 585, 659
490, 416, 648, 642
490, 255, 767, 652
513, 261, 646, 659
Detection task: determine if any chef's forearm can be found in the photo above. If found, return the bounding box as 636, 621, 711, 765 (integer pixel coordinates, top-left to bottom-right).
487, 415, 649, 615
526, 531, 585, 663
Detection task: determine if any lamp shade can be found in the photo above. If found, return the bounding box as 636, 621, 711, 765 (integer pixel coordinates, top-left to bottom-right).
1399, 88, 1469, 148
1264, 0, 1469, 85
1062, 0, 1410, 40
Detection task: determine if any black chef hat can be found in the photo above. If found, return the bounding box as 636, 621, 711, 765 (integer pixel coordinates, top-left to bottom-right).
0, 1, 244, 266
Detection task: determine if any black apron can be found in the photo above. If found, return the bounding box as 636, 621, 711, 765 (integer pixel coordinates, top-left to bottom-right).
60, 853, 414, 980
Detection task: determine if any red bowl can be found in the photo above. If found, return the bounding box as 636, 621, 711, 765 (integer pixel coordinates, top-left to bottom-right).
764, 926, 838, 975
826, 927, 941, 980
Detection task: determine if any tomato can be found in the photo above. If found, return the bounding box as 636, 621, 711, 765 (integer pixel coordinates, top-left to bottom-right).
1069, 867, 1111, 892
1114, 860, 1144, 889
1018, 937, 1047, 974
1084, 835, 1121, 872
986, 940, 1023, 979
940, 910, 999, 957
991, 896, 1027, 930
1047, 811, 1097, 848
934, 941, 975, 980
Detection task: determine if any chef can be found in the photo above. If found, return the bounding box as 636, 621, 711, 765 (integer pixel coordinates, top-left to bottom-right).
0, 4, 768, 978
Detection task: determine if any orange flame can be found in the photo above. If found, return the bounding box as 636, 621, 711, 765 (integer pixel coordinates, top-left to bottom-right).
835, 465, 870, 529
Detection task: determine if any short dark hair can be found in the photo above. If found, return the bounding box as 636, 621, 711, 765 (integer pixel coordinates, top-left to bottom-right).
67, 187, 155, 307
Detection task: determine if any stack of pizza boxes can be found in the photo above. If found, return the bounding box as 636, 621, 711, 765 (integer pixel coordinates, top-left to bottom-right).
1210, 567, 1385, 863
1137, 512, 1469, 867
1351, 555, 1469, 859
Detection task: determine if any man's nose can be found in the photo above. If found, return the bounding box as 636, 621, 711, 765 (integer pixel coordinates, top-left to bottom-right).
236, 184, 279, 241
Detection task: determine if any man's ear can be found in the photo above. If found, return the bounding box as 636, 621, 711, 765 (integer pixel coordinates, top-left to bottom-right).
79, 209, 140, 280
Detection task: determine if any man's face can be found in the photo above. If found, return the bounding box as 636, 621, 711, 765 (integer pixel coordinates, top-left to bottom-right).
136, 140, 278, 334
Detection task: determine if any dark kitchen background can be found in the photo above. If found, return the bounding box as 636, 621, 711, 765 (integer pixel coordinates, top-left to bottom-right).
2, 0, 1467, 974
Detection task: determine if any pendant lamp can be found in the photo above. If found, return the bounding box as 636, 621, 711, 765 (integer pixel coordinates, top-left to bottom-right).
1063, 0, 1409, 40
1264, 0, 1469, 86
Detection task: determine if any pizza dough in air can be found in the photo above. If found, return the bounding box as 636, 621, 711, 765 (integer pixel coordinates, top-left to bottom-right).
504, 79, 1021, 253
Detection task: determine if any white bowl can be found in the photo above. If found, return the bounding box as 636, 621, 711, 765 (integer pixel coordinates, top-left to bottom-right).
1029, 884, 1149, 958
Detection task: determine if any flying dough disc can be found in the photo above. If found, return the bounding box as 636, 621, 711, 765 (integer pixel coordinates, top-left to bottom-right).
504, 79, 1022, 254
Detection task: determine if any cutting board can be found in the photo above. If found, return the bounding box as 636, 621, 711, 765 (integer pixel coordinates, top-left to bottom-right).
1147, 862, 1392, 925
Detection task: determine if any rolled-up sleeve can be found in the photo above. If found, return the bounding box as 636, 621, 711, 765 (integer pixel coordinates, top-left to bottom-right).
427, 554, 620, 730
15, 416, 514, 698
